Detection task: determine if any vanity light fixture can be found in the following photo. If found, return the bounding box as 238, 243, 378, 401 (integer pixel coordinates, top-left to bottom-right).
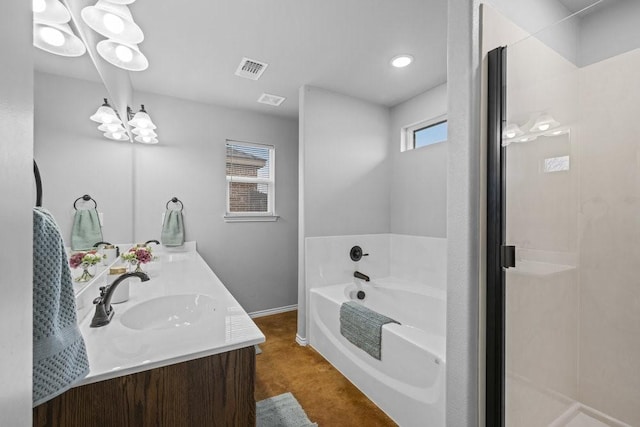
96, 39, 149, 71
128, 105, 156, 130
390, 54, 414, 68
90, 99, 122, 125
90, 99, 158, 144
503, 123, 524, 139
529, 113, 560, 133
32, 0, 86, 57
33, 0, 70, 24
81, 0, 144, 44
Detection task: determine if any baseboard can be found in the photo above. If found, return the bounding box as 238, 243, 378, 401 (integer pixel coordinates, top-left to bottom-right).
249, 304, 297, 319
295, 334, 308, 346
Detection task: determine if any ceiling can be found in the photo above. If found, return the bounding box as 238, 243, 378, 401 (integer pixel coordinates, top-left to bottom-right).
34, 0, 448, 118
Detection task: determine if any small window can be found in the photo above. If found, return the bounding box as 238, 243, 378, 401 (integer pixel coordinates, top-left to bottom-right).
225, 140, 277, 221
403, 116, 448, 151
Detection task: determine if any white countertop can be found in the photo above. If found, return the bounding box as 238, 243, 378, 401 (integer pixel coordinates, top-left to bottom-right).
75, 244, 265, 386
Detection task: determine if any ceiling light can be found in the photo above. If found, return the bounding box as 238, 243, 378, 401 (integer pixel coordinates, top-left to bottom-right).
529, 113, 560, 133
391, 54, 413, 68
96, 39, 148, 71
543, 127, 570, 137
33, 21, 86, 57
81, 0, 144, 44
517, 135, 537, 143
128, 105, 156, 130
89, 99, 121, 124
104, 0, 136, 4
33, 0, 71, 24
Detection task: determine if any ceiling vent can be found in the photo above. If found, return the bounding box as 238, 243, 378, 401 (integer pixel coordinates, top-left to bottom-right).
257, 93, 286, 107
235, 57, 268, 80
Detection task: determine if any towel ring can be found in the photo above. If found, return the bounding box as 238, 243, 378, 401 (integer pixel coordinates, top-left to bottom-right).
166, 196, 184, 211
74, 194, 98, 210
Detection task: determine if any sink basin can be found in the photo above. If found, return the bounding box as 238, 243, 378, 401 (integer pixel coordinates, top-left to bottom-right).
120, 294, 215, 330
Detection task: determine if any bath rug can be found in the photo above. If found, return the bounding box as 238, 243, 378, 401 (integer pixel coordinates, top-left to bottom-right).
340, 301, 399, 360
256, 392, 317, 427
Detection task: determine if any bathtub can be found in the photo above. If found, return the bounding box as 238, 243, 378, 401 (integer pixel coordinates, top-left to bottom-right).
309, 278, 446, 426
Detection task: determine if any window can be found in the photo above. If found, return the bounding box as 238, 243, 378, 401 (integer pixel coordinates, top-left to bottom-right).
402, 115, 448, 151
225, 140, 277, 221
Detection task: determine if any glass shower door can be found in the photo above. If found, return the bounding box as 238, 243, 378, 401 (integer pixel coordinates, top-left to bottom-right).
500, 1, 640, 426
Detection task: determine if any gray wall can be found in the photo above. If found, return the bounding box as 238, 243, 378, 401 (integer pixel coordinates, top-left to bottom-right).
301, 86, 391, 237
34, 73, 299, 315
132, 88, 299, 313
34, 72, 134, 245
0, 0, 33, 424
578, 0, 640, 66
390, 84, 448, 237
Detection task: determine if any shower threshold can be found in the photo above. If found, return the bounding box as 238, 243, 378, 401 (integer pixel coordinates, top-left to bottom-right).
549, 402, 632, 427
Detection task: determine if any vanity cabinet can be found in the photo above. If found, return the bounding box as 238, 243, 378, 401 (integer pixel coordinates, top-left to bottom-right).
33, 346, 256, 427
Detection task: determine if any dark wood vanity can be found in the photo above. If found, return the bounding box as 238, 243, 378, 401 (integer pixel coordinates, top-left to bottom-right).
33, 346, 256, 427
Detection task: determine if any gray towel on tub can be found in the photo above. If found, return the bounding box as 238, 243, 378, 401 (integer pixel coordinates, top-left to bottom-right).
33, 207, 89, 406
340, 301, 399, 360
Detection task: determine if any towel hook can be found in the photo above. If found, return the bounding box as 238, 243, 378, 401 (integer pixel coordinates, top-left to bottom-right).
166, 196, 184, 211
73, 194, 98, 210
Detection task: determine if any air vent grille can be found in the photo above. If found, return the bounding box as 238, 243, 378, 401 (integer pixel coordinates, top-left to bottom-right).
235, 57, 268, 80
257, 93, 286, 107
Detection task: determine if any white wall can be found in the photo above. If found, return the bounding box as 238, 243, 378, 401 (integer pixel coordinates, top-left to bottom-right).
390, 84, 448, 237
132, 89, 299, 313
0, 0, 33, 424
34, 72, 134, 245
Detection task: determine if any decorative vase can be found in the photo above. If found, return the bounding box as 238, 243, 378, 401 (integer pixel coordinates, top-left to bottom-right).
130, 262, 144, 274
75, 265, 94, 282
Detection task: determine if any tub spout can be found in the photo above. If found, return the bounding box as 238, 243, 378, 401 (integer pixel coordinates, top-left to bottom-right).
354, 271, 370, 282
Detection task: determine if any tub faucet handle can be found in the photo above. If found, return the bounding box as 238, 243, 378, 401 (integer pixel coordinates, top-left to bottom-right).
350, 246, 369, 262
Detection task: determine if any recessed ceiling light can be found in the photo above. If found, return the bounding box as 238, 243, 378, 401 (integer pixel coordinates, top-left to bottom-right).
391, 54, 413, 68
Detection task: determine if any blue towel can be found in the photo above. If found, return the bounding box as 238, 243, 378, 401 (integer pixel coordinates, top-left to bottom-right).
340, 301, 399, 360
70, 208, 102, 251
161, 209, 185, 247
33, 208, 89, 406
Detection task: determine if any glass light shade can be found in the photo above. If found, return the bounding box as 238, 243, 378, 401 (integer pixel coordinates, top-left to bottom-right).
103, 0, 136, 4
128, 109, 156, 130
503, 123, 524, 139
134, 135, 159, 144
98, 123, 126, 133
390, 54, 413, 68
104, 131, 130, 141
90, 104, 121, 124
132, 127, 157, 137
33, 0, 71, 24
529, 114, 560, 133
81, 0, 143, 44
33, 21, 86, 57
96, 39, 148, 71
517, 135, 538, 143
543, 127, 570, 137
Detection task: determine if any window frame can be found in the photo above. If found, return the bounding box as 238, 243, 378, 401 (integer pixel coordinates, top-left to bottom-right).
224, 139, 278, 222
402, 114, 448, 151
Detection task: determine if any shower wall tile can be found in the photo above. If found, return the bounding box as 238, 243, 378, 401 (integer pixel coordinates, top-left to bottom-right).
577, 48, 640, 427
389, 234, 447, 290
305, 234, 391, 290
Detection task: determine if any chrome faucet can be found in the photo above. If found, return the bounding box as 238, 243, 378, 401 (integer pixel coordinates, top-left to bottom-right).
354, 271, 370, 282
90, 272, 150, 327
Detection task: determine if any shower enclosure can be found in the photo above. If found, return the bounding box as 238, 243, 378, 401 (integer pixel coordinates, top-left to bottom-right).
486, 1, 640, 425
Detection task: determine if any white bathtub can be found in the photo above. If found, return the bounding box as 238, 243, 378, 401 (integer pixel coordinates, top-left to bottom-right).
309, 278, 446, 426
